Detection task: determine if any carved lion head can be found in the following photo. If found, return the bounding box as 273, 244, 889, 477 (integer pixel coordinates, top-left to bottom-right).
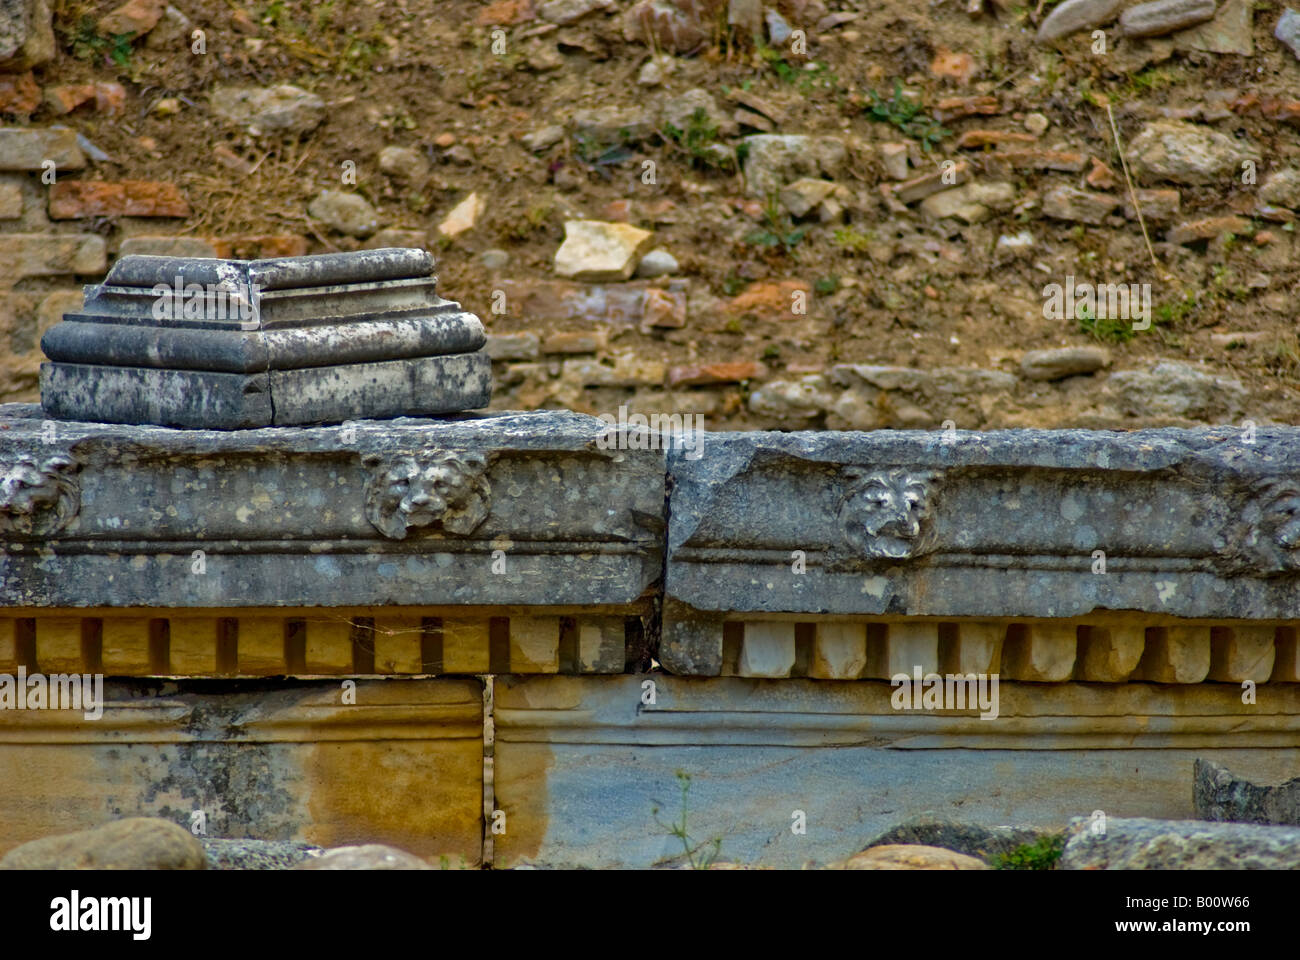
0, 454, 79, 537
362, 449, 491, 540
1252, 478, 1300, 572
838, 467, 934, 560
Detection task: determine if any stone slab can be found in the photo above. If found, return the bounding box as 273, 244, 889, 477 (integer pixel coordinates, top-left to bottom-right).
492, 675, 1300, 868
42, 312, 486, 373
74, 277, 452, 329
664, 429, 1300, 654
39, 351, 492, 428
0, 405, 665, 609
42, 362, 272, 429
0, 679, 484, 864
103, 248, 435, 291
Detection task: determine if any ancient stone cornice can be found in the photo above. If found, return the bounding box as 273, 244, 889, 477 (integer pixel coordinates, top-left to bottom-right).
0, 404, 664, 608
665, 427, 1300, 620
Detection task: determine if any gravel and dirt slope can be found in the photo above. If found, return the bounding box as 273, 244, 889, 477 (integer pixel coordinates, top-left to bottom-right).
2, 0, 1299, 430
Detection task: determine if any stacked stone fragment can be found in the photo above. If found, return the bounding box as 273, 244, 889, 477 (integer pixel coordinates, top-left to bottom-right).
39, 248, 492, 428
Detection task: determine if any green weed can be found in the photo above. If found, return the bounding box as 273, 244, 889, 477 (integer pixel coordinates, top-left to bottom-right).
990, 834, 1065, 870
866, 79, 950, 152
652, 771, 722, 870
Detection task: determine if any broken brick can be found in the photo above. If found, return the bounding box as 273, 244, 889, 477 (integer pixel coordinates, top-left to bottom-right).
1085, 156, 1119, 189
932, 95, 1000, 123
889, 162, 971, 203
668, 361, 769, 387
642, 286, 686, 329
723, 280, 812, 319
44, 84, 96, 115
1122, 188, 1181, 223
0, 73, 41, 116
955, 129, 1037, 149
49, 180, 191, 219
979, 149, 1087, 175
477, 0, 535, 25
1165, 215, 1250, 244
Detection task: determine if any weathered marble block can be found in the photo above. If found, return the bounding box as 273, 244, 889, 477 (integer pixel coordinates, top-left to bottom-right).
0, 405, 665, 613
492, 675, 1300, 869
663, 428, 1300, 675
0, 679, 485, 863
38, 249, 493, 428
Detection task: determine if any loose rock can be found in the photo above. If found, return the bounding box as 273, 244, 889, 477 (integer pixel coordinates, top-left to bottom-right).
438, 191, 485, 239
1122, 187, 1181, 222
1041, 185, 1121, 224
522, 124, 565, 152
1060, 816, 1300, 869
97, 0, 164, 38
858, 813, 1050, 863
308, 189, 379, 238
764, 7, 792, 44
1125, 120, 1259, 186
554, 219, 654, 281
571, 105, 655, 146
779, 178, 838, 218
659, 88, 734, 138
143, 4, 191, 50
1107, 360, 1247, 419
1194, 759, 1300, 826
634, 247, 678, 277
293, 844, 433, 870
1260, 168, 1300, 209
1020, 346, 1111, 381
1174, 0, 1251, 53
1037, 0, 1127, 42
378, 145, 429, 181
210, 84, 325, 137
741, 134, 847, 197
748, 375, 832, 420
539, 0, 610, 25
1024, 112, 1050, 136
878, 142, 910, 180
623, 0, 710, 54
1276, 7, 1300, 59
832, 844, 990, 870
1120, 0, 1217, 38
481, 248, 510, 270
0, 817, 206, 870
921, 181, 1014, 224
1165, 214, 1249, 244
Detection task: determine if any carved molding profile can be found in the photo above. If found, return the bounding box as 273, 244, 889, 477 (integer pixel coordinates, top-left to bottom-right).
361, 449, 491, 540
0, 452, 80, 537
837, 467, 936, 560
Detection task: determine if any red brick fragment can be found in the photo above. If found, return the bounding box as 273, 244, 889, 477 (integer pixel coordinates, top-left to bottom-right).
49, 180, 191, 219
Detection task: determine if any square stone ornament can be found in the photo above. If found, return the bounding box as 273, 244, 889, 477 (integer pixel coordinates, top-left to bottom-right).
39, 248, 492, 429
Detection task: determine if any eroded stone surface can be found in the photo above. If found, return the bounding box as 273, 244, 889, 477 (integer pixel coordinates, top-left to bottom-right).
0, 405, 665, 608
39, 249, 493, 428
859, 812, 1049, 862
0, 680, 485, 864
493, 675, 1300, 868
1194, 758, 1300, 825
1060, 816, 1300, 869
203, 839, 323, 870
663, 427, 1300, 668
